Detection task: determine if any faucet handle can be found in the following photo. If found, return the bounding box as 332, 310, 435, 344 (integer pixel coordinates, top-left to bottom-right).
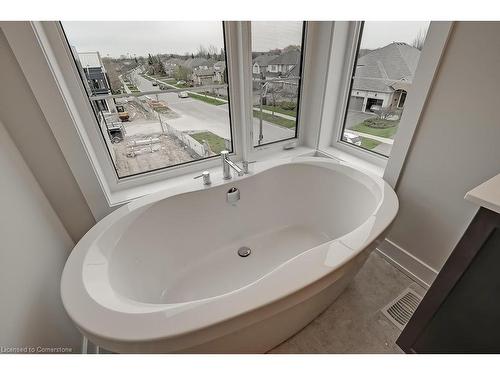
242, 160, 256, 174
194, 171, 211, 185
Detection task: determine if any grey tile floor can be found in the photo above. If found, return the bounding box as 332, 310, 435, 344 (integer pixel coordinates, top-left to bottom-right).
270, 251, 425, 354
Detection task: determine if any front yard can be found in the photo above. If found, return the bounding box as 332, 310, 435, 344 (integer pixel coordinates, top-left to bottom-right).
190, 131, 227, 154
259, 104, 297, 118
352, 118, 399, 139
125, 83, 140, 93
253, 110, 296, 129
188, 92, 226, 106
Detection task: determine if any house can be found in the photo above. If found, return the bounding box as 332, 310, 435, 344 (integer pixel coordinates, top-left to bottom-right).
254, 50, 301, 99
252, 53, 278, 78
349, 42, 420, 113
213, 61, 226, 83
73, 51, 114, 114
161, 57, 185, 77
192, 67, 216, 86
183, 57, 213, 70
266, 49, 301, 76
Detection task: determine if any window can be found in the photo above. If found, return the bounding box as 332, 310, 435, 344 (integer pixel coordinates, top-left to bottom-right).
251, 21, 305, 146
340, 21, 430, 157
61, 21, 233, 179
397, 91, 407, 108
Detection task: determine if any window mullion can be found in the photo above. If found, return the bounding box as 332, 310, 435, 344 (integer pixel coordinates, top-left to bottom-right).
224, 21, 253, 162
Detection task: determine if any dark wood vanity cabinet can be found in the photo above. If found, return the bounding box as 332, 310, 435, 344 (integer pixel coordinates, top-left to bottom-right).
397, 207, 500, 353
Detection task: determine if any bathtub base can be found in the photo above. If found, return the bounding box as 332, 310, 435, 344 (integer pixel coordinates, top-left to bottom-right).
88, 247, 372, 354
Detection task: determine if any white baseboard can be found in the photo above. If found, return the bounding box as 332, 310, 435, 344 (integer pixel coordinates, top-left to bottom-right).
376, 239, 438, 288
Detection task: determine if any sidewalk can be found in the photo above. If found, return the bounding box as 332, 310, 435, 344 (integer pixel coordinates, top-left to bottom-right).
348, 130, 394, 145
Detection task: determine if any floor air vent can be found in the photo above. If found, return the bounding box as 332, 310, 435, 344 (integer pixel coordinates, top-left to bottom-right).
381, 288, 422, 330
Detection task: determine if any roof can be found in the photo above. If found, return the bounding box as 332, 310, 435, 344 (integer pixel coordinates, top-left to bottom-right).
162, 57, 184, 67
268, 50, 301, 66
193, 68, 215, 77
183, 57, 213, 69
214, 61, 226, 70
77, 52, 103, 69
252, 54, 278, 67
287, 63, 301, 78
352, 42, 420, 93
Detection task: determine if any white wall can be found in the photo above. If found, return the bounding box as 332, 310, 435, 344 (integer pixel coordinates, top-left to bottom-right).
0, 119, 82, 353
382, 22, 500, 282
0, 28, 95, 242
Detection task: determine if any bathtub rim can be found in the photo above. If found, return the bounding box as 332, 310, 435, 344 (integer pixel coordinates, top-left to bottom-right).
61, 156, 399, 343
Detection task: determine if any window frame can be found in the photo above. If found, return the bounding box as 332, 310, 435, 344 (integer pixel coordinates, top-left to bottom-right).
60, 21, 236, 181
317, 21, 454, 181
2, 21, 313, 216
1, 20, 452, 219
249, 21, 307, 149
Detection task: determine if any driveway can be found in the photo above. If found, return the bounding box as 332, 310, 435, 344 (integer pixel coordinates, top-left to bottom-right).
344, 110, 376, 130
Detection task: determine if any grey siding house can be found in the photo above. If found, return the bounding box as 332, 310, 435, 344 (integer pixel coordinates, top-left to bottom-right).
349, 42, 420, 114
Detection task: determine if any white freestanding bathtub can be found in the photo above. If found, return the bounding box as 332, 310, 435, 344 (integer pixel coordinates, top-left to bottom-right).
61, 156, 398, 353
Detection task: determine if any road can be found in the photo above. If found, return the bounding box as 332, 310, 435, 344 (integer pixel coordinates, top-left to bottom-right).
131, 71, 295, 145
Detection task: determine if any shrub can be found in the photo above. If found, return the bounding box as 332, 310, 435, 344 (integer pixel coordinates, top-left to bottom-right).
279, 101, 296, 111
363, 117, 397, 129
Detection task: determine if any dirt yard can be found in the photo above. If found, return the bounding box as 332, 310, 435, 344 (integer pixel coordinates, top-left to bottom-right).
112, 133, 199, 178
111, 96, 196, 178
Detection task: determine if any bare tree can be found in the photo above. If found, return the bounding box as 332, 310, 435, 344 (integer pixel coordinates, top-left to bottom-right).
207, 45, 218, 57
174, 65, 191, 82
283, 45, 300, 52
372, 106, 399, 120
196, 45, 208, 57
266, 84, 281, 115
411, 28, 428, 50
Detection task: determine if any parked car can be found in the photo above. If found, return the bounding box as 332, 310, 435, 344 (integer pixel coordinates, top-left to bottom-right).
342, 131, 362, 146
176, 80, 186, 85
178, 91, 189, 98
152, 82, 158, 86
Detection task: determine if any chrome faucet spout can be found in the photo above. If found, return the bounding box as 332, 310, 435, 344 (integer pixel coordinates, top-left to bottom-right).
221, 150, 244, 179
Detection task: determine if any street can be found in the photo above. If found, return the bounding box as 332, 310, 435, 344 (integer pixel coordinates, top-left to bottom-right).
131, 71, 295, 145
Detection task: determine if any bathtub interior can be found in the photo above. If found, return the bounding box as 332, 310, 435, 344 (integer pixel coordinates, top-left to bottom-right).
105, 162, 381, 305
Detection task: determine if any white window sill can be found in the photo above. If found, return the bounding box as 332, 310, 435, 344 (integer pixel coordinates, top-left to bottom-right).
107, 146, 317, 208
318, 146, 385, 178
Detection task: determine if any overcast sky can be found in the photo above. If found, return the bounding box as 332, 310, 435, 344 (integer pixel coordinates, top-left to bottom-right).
361, 21, 429, 49
62, 21, 429, 58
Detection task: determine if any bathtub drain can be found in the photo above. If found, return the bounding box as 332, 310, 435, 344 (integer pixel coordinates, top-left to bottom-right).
237, 246, 251, 257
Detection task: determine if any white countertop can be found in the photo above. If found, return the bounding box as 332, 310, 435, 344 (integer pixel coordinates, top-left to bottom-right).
465, 173, 500, 214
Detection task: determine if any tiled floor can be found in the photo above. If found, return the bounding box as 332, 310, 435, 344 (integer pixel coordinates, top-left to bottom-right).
270, 251, 425, 354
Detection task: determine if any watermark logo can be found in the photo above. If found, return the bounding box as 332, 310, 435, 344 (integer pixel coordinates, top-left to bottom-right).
0, 346, 73, 354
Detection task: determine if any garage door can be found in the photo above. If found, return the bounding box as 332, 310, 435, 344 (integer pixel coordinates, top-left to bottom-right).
348, 96, 364, 111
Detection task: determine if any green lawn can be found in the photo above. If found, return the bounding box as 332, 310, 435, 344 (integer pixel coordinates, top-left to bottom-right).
190, 131, 227, 154
141, 74, 175, 84
173, 83, 191, 89
157, 78, 176, 85
259, 105, 297, 118
352, 119, 399, 139
253, 110, 296, 129
360, 137, 381, 150
188, 92, 226, 106
126, 84, 140, 92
